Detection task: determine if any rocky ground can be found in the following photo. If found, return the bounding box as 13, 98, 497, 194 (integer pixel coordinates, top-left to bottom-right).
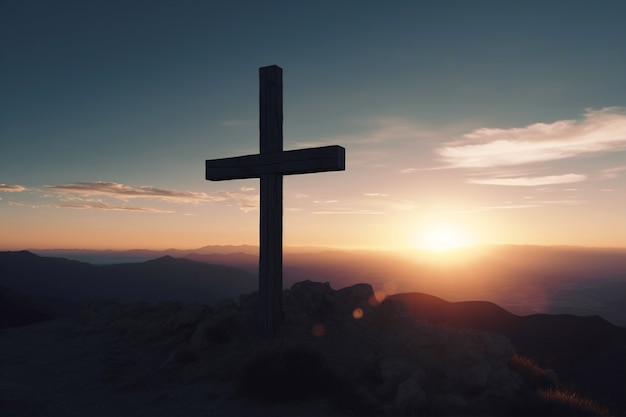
0, 281, 609, 416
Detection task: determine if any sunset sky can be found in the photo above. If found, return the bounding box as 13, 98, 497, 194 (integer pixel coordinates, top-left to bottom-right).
1, 0, 625, 251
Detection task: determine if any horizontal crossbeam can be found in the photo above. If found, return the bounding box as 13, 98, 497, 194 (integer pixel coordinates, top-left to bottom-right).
205, 145, 345, 181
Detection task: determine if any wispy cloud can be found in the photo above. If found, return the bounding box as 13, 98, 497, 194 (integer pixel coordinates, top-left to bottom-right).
0, 184, 26, 192
468, 174, 587, 186
454, 198, 585, 213
39, 181, 260, 212
45, 181, 218, 203
455, 204, 540, 213
437, 107, 626, 169
59, 202, 174, 213
348, 118, 437, 144
218, 190, 259, 212
599, 165, 626, 179
313, 209, 384, 215
294, 118, 437, 149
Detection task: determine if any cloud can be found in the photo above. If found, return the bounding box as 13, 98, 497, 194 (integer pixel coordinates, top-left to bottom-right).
59, 202, 174, 213
313, 209, 384, 215
599, 165, 626, 179
218, 190, 259, 212
8, 201, 43, 208
45, 181, 218, 203
468, 173, 587, 186
43, 181, 261, 212
294, 118, 437, 149
455, 204, 540, 213
454, 198, 585, 213
0, 184, 26, 192
364, 193, 389, 197
537, 199, 586, 205
349, 118, 437, 144
437, 107, 626, 168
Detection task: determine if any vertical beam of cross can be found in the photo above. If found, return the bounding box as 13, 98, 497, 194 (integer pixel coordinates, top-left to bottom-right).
259, 66, 283, 336
205, 65, 345, 337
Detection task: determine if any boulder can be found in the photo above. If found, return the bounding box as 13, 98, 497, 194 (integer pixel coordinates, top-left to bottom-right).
165, 302, 211, 332
392, 378, 427, 416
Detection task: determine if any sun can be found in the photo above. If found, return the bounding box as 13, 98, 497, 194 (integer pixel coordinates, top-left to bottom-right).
416, 223, 471, 251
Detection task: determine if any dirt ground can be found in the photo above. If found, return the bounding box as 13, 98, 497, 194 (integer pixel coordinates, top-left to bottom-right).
0, 318, 342, 417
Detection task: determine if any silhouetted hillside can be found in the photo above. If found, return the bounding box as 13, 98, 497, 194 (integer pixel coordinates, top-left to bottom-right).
392, 292, 626, 414
0, 286, 54, 328
0, 251, 257, 310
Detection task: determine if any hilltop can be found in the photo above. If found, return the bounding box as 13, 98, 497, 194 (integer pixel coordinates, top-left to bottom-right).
2, 280, 623, 416
1, 249, 625, 414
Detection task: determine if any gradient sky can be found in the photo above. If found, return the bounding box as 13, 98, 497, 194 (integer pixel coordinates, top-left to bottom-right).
1, 0, 625, 250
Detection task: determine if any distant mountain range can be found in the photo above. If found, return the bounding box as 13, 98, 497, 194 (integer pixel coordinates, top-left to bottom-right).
29, 244, 626, 326
0, 251, 257, 322
5, 244, 626, 324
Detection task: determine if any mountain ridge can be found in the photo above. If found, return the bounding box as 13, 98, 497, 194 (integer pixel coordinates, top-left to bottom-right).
392, 291, 626, 414
0, 251, 257, 308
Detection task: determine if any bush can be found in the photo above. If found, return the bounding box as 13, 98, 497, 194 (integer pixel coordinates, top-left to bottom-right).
509, 354, 556, 390
535, 389, 612, 417
508, 355, 612, 416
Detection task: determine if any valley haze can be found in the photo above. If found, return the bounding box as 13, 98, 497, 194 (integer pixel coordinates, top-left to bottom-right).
16, 244, 626, 327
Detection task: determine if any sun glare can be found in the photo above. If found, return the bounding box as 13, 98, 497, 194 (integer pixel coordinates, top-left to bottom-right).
416, 223, 471, 251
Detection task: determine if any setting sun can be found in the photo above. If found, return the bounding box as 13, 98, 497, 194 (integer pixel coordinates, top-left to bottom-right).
416, 223, 472, 251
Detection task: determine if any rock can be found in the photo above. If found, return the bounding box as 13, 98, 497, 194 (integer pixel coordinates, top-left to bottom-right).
76, 306, 97, 326
462, 362, 492, 391
375, 356, 412, 399
165, 302, 211, 331
214, 298, 237, 311
84, 302, 122, 330
288, 281, 334, 317
393, 378, 427, 416
71, 280, 559, 415
338, 283, 374, 302
239, 291, 258, 321
375, 298, 414, 327
190, 302, 243, 348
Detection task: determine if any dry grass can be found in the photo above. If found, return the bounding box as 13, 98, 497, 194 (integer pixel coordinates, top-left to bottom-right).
508, 355, 612, 416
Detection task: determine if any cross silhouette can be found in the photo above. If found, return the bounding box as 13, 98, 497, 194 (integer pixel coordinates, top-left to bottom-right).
205, 65, 345, 337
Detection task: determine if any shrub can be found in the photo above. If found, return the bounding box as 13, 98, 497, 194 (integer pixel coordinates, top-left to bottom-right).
509, 388, 612, 416
536, 389, 612, 417
509, 354, 556, 390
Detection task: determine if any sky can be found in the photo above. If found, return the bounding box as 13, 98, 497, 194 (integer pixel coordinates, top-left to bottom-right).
1, 0, 625, 251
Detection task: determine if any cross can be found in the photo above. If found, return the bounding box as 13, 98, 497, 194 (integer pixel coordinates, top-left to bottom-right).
205, 65, 345, 337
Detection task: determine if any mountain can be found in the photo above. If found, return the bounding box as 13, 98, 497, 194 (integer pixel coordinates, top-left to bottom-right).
0, 251, 257, 312
0, 286, 55, 328
392, 291, 626, 414
3, 280, 619, 416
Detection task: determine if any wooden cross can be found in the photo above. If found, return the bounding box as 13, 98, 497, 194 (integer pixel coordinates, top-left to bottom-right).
205, 65, 345, 337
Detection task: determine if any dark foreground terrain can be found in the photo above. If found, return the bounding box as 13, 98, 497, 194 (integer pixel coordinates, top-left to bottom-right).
1, 280, 621, 416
